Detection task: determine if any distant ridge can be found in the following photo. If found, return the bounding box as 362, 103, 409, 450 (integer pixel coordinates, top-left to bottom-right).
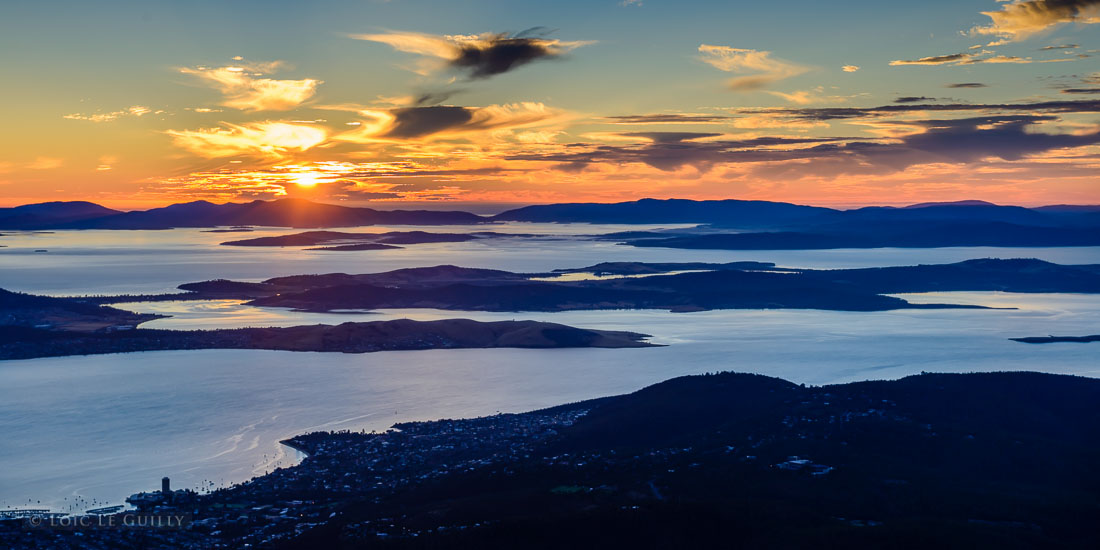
1, 197, 1098, 231
0, 198, 484, 230
491, 198, 834, 227
493, 197, 1099, 229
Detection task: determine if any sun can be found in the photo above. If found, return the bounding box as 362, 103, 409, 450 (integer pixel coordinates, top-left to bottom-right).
290, 171, 323, 188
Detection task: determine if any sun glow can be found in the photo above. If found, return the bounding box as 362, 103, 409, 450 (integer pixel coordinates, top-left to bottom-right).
290, 171, 324, 187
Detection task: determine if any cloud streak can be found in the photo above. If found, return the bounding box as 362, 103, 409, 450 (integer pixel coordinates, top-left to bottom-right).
731, 98, 1100, 122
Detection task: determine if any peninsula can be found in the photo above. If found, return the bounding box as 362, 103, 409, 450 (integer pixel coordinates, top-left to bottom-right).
5, 371, 1097, 549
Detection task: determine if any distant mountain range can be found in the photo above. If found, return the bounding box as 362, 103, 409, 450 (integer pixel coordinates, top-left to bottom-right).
0, 198, 483, 230
1, 197, 1098, 235
494, 198, 1100, 228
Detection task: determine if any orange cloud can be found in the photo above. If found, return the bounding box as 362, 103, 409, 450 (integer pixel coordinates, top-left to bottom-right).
180, 61, 321, 111
166, 121, 328, 158
970, 0, 1100, 44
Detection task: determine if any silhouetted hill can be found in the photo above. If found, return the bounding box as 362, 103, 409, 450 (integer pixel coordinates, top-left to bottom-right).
266, 371, 1100, 549
0, 201, 120, 229
68, 198, 485, 229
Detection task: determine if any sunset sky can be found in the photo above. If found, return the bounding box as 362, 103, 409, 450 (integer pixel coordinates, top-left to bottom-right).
2, 0, 1098, 209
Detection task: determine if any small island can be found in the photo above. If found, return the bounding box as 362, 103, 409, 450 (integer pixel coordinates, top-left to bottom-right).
220, 230, 523, 249
1010, 334, 1100, 344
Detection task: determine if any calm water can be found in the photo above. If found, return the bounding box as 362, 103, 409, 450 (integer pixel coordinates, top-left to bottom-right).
1, 226, 1098, 295
1, 228, 1099, 513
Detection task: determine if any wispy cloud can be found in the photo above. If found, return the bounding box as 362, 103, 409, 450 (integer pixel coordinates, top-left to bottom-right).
602, 113, 732, 124
166, 121, 328, 158
970, 0, 1100, 44
842, 65, 860, 72
63, 105, 156, 122
351, 28, 592, 79
697, 45, 808, 90
180, 61, 321, 112
766, 87, 858, 105
26, 157, 64, 170
890, 51, 1067, 66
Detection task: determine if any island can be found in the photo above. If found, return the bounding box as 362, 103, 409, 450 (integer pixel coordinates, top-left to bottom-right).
92, 258, 1100, 314
1010, 334, 1100, 344
5, 371, 1097, 548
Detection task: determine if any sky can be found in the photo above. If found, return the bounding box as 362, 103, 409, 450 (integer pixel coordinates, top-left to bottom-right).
1, 0, 1098, 209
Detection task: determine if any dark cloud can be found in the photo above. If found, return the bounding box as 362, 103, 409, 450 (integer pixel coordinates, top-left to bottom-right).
451, 29, 568, 79
602, 114, 732, 124
898, 115, 1099, 163
1061, 88, 1100, 94
507, 116, 1100, 175
384, 106, 474, 138
355, 28, 588, 81
734, 99, 1100, 122
508, 136, 848, 171
1040, 44, 1079, 50
894, 96, 937, 103
947, 83, 988, 88
412, 90, 465, 107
